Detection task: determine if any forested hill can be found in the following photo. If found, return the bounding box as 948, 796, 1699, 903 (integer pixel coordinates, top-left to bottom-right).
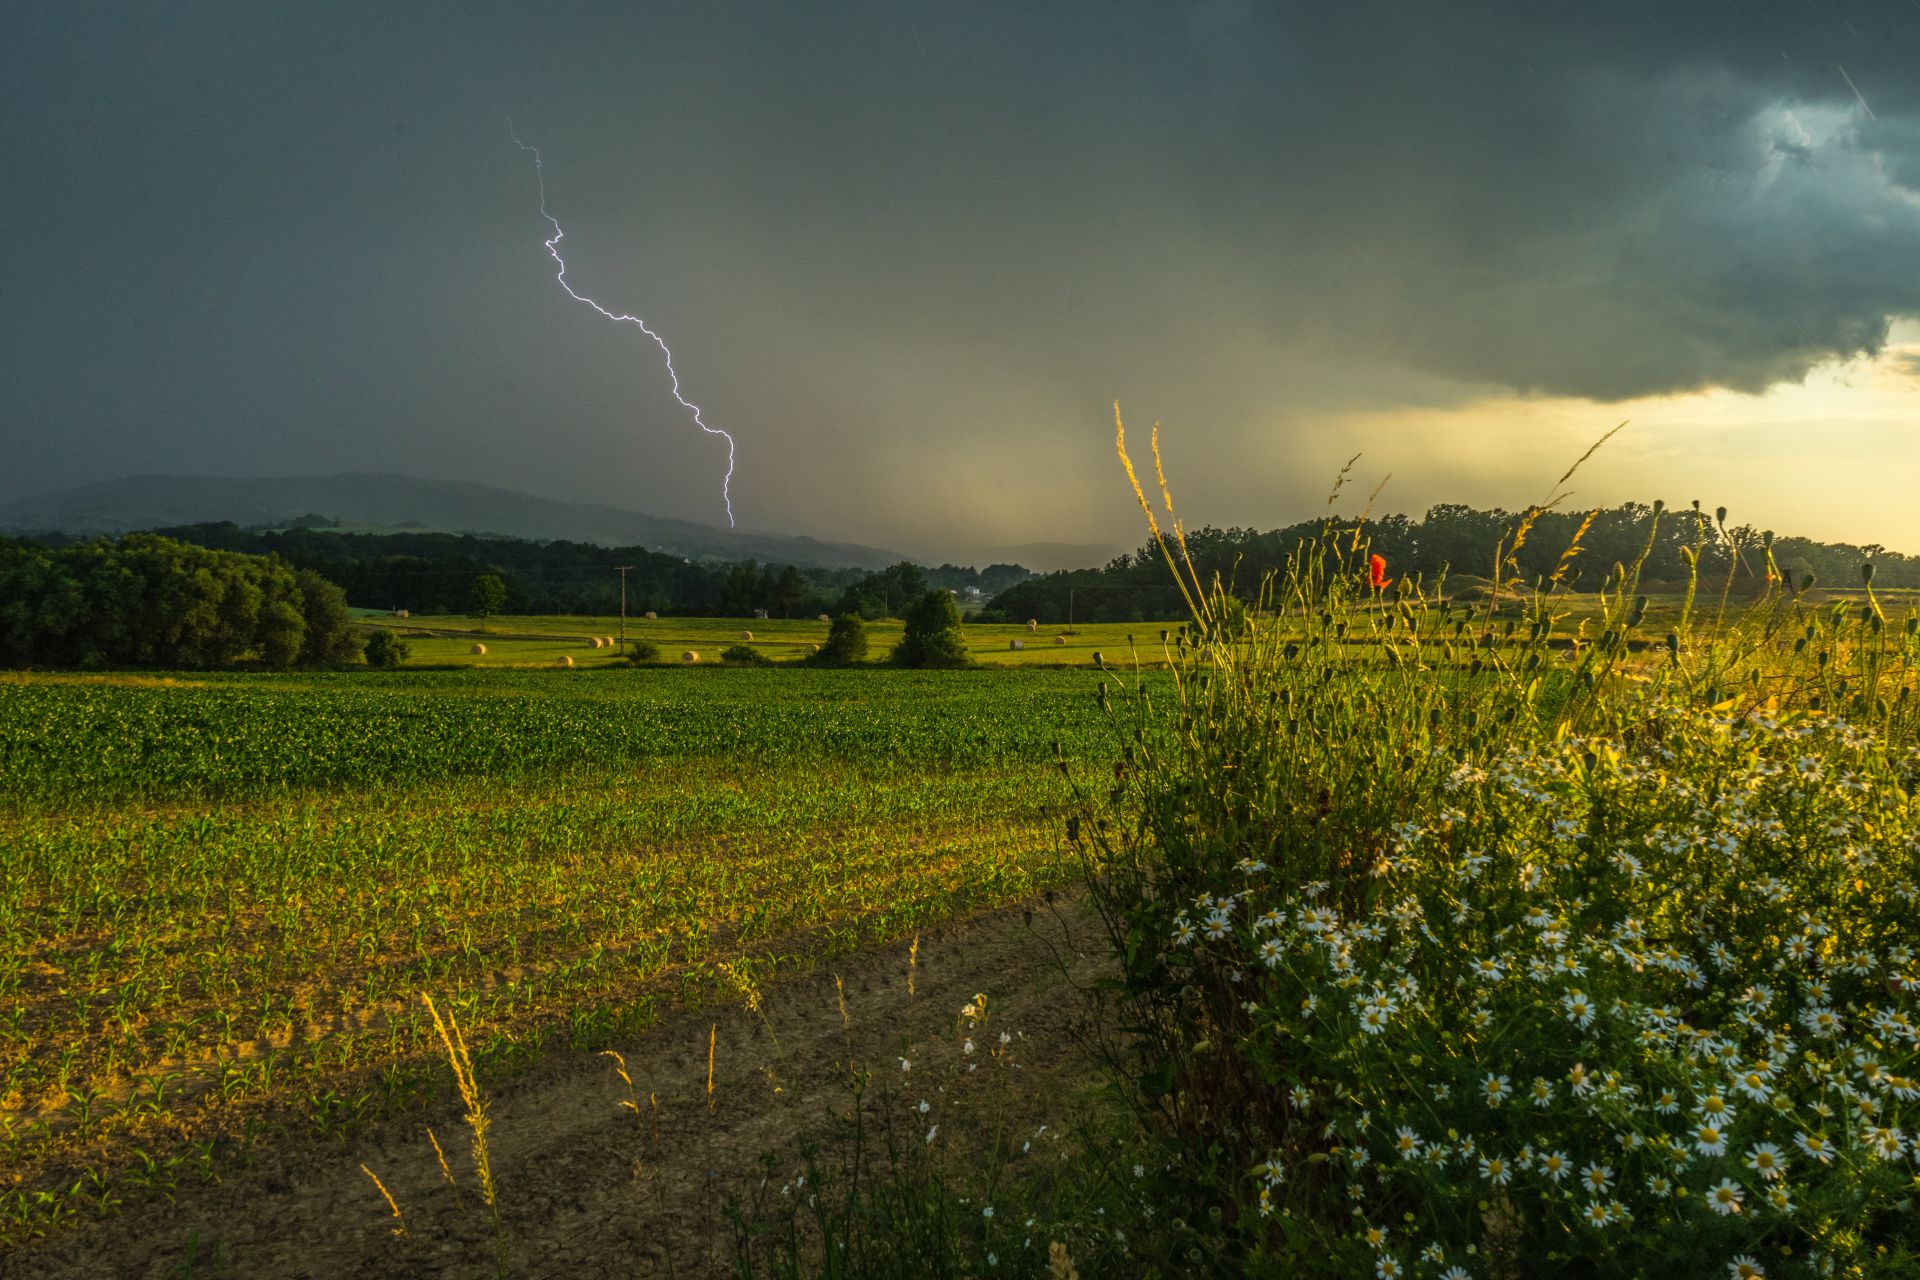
986, 503, 1920, 625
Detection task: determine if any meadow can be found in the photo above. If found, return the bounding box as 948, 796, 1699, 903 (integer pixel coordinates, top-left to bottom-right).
357, 611, 1158, 668
0, 663, 1133, 1244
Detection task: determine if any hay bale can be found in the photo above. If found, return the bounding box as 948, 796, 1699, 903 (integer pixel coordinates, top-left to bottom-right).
1009, 639, 1025, 650
818, 613, 831, 623
589, 637, 605, 650
604, 636, 616, 648
556, 655, 574, 668
469, 643, 487, 656
682, 650, 700, 664
395, 609, 410, 619
1053, 635, 1066, 645
1026, 619, 1038, 631
644, 611, 658, 620
740, 630, 754, 641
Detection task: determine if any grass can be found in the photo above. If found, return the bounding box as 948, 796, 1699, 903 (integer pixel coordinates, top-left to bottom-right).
359, 612, 1177, 668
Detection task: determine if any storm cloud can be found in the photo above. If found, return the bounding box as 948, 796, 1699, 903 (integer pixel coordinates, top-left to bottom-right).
4, 2, 1919, 554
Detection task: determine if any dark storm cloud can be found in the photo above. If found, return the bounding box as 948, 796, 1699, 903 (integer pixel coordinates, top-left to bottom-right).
3, 2, 1919, 551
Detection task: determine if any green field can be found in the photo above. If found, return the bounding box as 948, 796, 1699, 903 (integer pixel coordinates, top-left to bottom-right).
362, 612, 1172, 668
0, 664, 1138, 1240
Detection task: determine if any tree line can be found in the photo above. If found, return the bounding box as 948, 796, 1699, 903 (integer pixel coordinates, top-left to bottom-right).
0, 534, 359, 669
99, 524, 1032, 620
986, 501, 1920, 625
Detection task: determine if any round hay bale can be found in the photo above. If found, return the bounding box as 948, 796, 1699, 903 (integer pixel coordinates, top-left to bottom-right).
740, 630, 754, 641
589, 637, 605, 649
556, 655, 574, 668
1053, 635, 1066, 645
644, 611, 658, 620
469, 643, 487, 656
818, 613, 831, 623
1009, 639, 1025, 651
395, 609, 410, 619
1026, 619, 1038, 631
604, 636, 616, 648
682, 650, 700, 664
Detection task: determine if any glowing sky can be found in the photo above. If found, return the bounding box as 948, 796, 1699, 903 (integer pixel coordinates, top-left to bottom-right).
5, 2, 1920, 563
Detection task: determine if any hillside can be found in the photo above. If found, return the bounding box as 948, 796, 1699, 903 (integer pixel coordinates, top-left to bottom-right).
0, 473, 904, 570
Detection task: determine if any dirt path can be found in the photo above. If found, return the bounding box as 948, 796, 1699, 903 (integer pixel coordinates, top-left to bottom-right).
6, 895, 1110, 1280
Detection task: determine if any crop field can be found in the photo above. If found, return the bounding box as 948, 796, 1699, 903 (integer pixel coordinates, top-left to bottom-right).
0, 665, 1135, 1242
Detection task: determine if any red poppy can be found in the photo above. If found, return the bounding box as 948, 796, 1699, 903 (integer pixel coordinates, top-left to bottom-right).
1369, 554, 1392, 589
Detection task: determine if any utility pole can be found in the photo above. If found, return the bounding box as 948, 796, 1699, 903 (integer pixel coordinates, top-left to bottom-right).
614, 566, 634, 644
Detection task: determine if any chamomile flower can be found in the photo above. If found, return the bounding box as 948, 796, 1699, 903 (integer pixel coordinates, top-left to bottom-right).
1744, 1143, 1786, 1181
1706, 1179, 1745, 1215
1693, 1123, 1729, 1157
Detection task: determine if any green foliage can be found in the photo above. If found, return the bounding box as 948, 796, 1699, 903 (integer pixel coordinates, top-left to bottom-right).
837, 562, 930, 620
470, 573, 507, 628
0, 534, 351, 670
1080, 516, 1920, 1276
721, 643, 773, 666
892, 591, 969, 668
361, 629, 409, 669
293, 568, 359, 664
810, 613, 870, 666
627, 639, 662, 664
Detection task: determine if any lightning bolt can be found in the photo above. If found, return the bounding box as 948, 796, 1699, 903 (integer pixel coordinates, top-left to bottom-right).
507, 121, 737, 527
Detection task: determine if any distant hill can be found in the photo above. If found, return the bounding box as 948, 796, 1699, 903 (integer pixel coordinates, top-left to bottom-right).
0, 473, 904, 570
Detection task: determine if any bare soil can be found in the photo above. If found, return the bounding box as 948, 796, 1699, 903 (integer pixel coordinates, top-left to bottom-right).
5, 895, 1109, 1280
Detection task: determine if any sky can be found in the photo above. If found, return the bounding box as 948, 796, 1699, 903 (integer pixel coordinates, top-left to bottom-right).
5, 1, 1920, 564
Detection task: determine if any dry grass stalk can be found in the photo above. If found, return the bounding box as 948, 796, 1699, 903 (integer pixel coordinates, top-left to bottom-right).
422, 993, 497, 1216
359, 1163, 408, 1238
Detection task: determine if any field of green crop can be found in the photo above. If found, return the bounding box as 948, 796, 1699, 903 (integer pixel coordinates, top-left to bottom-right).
0, 665, 1136, 1241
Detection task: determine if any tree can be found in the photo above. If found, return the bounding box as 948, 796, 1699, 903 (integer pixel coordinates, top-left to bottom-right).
892, 590, 969, 668
769, 565, 807, 618
810, 613, 869, 666
471, 574, 507, 631
294, 568, 359, 664
363, 629, 409, 669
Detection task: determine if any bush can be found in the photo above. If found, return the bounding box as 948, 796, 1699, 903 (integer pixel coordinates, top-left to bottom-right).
810, 613, 869, 666
891, 591, 969, 668
720, 643, 772, 666
362, 630, 410, 669
627, 639, 662, 664
1082, 498, 1920, 1275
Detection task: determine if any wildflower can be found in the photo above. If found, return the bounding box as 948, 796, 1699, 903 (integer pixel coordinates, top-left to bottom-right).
1562, 990, 1596, 1027
1478, 1155, 1511, 1186
1440, 1269, 1473, 1280
1582, 1202, 1611, 1227
1530, 1078, 1554, 1107
1695, 1094, 1736, 1122
1363, 1224, 1390, 1249
1707, 1179, 1745, 1215
1654, 1089, 1680, 1114
1745, 1143, 1786, 1181
1764, 1185, 1794, 1214
1393, 1127, 1422, 1160
1693, 1123, 1728, 1157
1568, 1062, 1593, 1095
1865, 1126, 1908, 1160
1483, 1074, 1511, 1106
983, 1205, 994, 1219
1581, 1162, 1612, 1195
1646, 1174, 1672, 1197
1539, 1150, 1570, 1181
1376, 1256, 1404, 1279
1368, 554, 1392, 590
1728, 1256, 1766, 1279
